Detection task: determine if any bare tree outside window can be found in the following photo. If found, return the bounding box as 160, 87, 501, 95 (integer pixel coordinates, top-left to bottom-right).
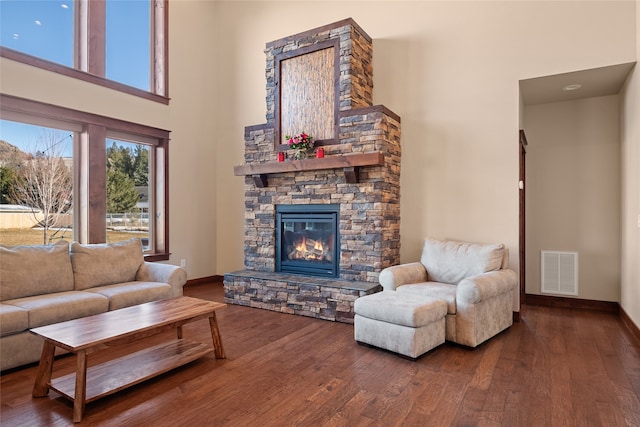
10, 130, 73, 244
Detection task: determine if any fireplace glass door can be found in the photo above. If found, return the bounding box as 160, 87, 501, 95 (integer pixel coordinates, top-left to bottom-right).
276, 204, 339, 278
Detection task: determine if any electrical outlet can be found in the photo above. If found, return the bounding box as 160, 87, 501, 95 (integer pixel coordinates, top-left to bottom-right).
180, 259, 186, 268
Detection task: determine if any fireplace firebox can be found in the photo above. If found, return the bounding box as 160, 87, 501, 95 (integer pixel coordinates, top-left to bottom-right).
276, 204, 340, 278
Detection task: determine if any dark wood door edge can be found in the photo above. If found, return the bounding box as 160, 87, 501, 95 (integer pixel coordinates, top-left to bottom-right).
519, 129, 528, 308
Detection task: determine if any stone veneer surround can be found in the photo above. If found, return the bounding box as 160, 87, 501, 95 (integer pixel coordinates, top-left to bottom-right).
224, 19, 401, 323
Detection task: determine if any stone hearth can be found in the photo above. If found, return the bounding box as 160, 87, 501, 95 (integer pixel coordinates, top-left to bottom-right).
224, 271, 380, 323
225, 18, 401, 324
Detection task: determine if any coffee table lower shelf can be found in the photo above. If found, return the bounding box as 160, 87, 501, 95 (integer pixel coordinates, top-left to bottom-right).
50, 340, 211, 403
32, 297, 226, 422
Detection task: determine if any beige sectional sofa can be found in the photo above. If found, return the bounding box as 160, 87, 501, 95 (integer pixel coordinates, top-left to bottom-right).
0, 238, 187, 371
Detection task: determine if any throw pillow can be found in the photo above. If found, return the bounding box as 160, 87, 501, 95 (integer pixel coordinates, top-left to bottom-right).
71, 238, 144, 290
0, 240, 74, 301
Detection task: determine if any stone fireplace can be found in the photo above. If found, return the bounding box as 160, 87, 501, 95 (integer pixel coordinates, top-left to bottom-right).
224, 18, 401, 323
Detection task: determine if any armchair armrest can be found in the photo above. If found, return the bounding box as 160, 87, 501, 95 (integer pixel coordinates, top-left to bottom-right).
136, 262, 187, 298
379, 262, 428, 291
457, 269, 517, 304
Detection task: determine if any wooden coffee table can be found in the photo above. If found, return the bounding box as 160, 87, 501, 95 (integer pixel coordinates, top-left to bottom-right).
30, 296, 226, 423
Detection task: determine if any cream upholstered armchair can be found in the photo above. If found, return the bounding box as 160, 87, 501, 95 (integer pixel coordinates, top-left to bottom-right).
378, 238, 517, 348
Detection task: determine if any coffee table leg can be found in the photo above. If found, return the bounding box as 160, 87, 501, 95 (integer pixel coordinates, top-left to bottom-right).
208, 312, 226, 359
32, 341, 56, 397
73, 349, 88, 423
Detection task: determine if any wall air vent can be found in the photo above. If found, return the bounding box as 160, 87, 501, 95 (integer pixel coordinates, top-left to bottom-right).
541, 251, 578, 296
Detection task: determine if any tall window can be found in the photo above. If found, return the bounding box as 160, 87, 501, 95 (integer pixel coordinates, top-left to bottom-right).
0, 96, 170, 260
105, 0, 151, 90
105, 138, 151, 250
0, 0, 167, 103
0, 120, 75, 246
0, 0, 74, 67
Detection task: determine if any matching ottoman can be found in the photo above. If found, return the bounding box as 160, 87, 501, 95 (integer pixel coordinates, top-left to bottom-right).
354, 291, 447, 359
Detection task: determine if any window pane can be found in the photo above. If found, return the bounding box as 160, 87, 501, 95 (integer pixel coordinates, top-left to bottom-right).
105, 0, 151, 91
0, 120, 74, 246
0, 0, 74, 67
105, 138, 150, 250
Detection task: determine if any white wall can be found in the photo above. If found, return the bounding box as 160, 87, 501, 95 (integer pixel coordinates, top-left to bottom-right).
524, 96, 621, 302
620, 0, 640, 327
213, 1, 637, 286
0, 1, 636, 300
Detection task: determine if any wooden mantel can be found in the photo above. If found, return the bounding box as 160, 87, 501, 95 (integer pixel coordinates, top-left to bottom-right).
233, 152, 385, 188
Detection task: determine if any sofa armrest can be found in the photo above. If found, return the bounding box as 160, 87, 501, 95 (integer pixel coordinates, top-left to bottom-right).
457, 269, 517, 304
136, 262, 187, 298
379, 262, 428, 291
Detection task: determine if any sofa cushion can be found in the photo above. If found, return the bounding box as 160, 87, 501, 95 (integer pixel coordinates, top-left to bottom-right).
0, 332, 47, 372
86, 281, 172, 310
9, 291, 109, 328
0, 304, 29, 337
71, 238, 144, 290
0, 241, 74, 301
396, 282, 458, 314
420, 238, 504, 284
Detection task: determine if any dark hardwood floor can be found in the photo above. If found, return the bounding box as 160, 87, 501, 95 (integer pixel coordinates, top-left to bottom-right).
1, 282, 639, 426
